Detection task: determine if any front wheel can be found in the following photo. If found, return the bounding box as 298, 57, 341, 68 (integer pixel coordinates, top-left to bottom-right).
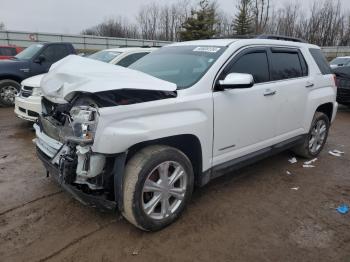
122, 145, 194, 231
0, 80, 21, 106
292, 112, 330, 159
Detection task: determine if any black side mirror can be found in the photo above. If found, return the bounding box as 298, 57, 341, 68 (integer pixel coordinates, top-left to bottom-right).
34, 55, 45, 64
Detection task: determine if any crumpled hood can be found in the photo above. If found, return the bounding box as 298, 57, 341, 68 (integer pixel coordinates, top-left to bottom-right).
21, 74, 45, 88
41, 55, 177, 103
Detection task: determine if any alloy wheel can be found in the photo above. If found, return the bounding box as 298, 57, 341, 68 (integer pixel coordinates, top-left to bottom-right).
309, 119, 327, 154
0, 85, 18, 104
142, 161, 187, 220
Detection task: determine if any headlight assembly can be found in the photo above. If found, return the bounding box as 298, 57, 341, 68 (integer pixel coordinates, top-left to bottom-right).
31, 87, 43, 97
68, 106, 99, 143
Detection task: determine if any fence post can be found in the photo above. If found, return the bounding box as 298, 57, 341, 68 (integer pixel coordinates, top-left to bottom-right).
6, 31, 9, 45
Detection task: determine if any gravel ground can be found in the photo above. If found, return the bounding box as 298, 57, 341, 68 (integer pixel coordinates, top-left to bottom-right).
0, 106, 349, 262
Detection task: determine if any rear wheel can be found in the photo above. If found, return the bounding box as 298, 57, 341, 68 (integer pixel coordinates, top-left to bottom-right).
122, 145, 194, 231
0, 80, 21, 106
292, 112, 330, 159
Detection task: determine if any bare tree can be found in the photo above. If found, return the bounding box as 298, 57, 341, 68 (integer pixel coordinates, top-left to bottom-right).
0, 22, 5, 30
137, 0, 191, 41
81, 17, 139, 38
253, 0, 270, 34
303, 0, 344, 46
137, 2, 160, 40
266, 3, 300, 37
215, 11, 234, 37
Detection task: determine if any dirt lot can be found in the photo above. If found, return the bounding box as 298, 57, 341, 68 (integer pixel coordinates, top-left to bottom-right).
0, 107, 349, 262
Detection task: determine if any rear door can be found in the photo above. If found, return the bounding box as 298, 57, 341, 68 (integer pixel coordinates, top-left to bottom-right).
268, 47, 310, 138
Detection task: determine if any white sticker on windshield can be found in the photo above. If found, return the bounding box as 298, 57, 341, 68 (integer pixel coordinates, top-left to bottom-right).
193, 47, 221, 53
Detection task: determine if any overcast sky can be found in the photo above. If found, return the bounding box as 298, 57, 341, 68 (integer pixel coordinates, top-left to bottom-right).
1, 0, 350, 34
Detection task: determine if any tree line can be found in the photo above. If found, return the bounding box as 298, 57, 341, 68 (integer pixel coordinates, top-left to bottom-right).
2, 0, 348, 46
81, 0, 350, 46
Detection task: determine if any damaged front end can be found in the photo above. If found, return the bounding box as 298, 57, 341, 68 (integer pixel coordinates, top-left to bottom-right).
34, 55, 178, 210
34, 97, 121, 210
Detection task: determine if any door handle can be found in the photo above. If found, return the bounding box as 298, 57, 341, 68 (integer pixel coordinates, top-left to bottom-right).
264, 89, 276, 96
305, 81, 314, 88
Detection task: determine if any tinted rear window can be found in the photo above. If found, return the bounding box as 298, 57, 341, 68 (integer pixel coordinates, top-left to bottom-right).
270, 51, 304, 80
309, 48, 332, 75
0, 47, 16, 56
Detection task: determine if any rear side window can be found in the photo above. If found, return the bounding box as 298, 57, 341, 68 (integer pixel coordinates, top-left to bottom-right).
116, 52, 150, 67
227, 51, 270, 83
0, 47, 16, 56
270, 50, 305, 80
41, 45, 71, 63
309, 48, 332, 75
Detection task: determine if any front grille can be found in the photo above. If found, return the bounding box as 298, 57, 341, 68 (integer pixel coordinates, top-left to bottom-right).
28, 110, 39, 117
19, 107, 26, 113
23, 86, 33, 91
20, 86, 33, 98
34, 123, 62, 158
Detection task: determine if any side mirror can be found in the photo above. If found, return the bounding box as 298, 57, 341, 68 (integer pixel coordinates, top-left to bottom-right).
218, 73, 254, 90
34, 55, 45, 64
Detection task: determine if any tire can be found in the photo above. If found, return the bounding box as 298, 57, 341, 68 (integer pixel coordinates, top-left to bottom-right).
292, 112, 330, 159
0, 79, 21, 107
122, 145, 194, 231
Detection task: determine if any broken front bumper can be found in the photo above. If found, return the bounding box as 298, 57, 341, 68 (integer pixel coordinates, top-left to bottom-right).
36, 147, 116, 211
34, 122, 121, 211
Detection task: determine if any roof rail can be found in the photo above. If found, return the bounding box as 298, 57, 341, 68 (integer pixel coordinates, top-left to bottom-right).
256, 34, 307, 43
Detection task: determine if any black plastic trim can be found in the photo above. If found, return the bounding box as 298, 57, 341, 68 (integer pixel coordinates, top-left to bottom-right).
199, 134, 306, 185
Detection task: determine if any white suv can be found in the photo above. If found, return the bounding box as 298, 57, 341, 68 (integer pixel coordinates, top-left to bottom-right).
34, 37, 338, 231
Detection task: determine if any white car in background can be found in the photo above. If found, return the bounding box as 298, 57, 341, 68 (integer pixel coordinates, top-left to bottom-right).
14, 74, 44, 121
14, 47, 157, 121
330, 56, 350, 69
88, 47, 157, 66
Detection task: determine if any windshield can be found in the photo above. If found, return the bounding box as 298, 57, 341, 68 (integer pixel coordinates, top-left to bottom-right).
88, 50, 121, 63
330, 57, 350, 66
129, 46, 227, 89
15, 44, 43, 60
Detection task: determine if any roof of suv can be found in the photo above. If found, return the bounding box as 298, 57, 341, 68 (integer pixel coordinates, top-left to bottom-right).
169, 38, 318, 48
103, 47, 158, 53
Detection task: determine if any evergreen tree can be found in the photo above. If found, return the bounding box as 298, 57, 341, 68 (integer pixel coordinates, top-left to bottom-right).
233, 0, 254, 36
179, 0, 217, 41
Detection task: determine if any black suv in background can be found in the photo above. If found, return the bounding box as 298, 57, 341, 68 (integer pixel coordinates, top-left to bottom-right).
0, 42, 76, 106
332, 66, 350, 106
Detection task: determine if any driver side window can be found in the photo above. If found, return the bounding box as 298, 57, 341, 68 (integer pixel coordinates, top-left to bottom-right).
227, 51, 270, 83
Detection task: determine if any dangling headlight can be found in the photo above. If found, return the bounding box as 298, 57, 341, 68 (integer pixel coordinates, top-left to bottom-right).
69, 106, 98, 142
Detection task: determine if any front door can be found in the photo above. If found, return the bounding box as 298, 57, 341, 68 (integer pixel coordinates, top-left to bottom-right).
213, 47, 278, 166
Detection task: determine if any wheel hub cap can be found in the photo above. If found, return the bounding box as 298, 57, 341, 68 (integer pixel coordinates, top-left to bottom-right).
142, 161, 187, 220
309, 119, 327, 154
0, 85, 18, 104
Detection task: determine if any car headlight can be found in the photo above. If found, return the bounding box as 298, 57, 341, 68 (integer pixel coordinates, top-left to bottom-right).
69, 106, 98, 142
31, 87, 42, 96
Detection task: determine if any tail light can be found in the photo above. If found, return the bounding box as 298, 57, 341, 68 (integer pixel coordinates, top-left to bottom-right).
333, 74, 338, 91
